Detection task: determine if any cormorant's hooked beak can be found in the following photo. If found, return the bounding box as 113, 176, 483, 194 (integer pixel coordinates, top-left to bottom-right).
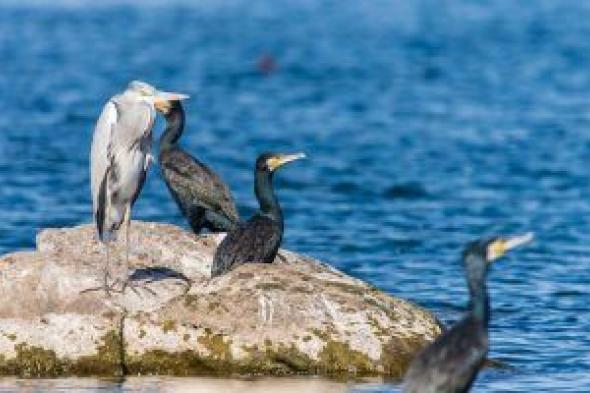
154, 91, 190, 113
487, 232, 534, 262
267, 152, 306, 171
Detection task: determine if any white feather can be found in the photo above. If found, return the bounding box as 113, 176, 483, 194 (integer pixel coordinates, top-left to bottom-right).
90, 99, 118, 216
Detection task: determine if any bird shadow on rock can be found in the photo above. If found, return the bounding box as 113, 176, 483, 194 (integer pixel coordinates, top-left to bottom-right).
129, 266, 191, 285
104, 266, 193, 313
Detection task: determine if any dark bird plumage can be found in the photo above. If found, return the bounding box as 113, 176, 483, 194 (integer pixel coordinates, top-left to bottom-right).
159, 101, 239, 234
211, 152, 305, 277
403, 234, 533, 393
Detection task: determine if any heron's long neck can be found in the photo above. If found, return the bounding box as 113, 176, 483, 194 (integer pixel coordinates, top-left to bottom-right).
465, 254, 490, 327
159, 105, 185, 150
255, 169, 282, 222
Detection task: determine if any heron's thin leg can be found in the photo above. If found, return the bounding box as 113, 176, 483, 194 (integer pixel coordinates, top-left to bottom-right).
123, 204, 131, 276
121, 204, 143, 296
104, 242, 110, 286
82, 242, 113, 295
103, 242, 112, 296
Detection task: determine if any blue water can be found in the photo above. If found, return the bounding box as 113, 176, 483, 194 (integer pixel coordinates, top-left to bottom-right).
1, 0, 589, 391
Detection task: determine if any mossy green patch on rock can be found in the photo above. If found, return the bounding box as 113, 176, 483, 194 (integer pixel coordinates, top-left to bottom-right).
207, 301, 221, 311
255, 282, 286, 291
290, 285, 314, 294
0, 329, 126, 378
318, 340, 374, 375
161, 320, 176, 333
126, 349, 213, 376
0, 331, 429, 378
235, 272, 255, 280
310, 328, 331, 341
125, 337, 313, 376
10, 343, 66, 377
364, 297, 398, 322
368, 315, 390, 338
72, 330, 125, 376
237, 343, 315, 375
102, 310, 118, 320
267, 344, 314, 373
379, 335, 430, 378
126, 343, 314, 377
183, 294, 199, 309
197, 332, 232, 363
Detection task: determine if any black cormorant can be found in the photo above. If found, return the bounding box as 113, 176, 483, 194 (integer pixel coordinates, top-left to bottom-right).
403, 233, 533, 393
158, 100, 239, 234
211, 152, 306, 277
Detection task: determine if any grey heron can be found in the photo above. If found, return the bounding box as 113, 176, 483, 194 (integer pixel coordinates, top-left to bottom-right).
90, 80, 188, 293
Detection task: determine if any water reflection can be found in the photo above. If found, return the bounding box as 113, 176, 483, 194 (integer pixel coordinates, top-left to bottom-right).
0, 377, 389, 393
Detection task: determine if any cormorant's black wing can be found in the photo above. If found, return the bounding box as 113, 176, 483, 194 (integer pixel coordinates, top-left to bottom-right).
211, 214, 282, 277
160, 148, 239, 232
403, 316, 487, 393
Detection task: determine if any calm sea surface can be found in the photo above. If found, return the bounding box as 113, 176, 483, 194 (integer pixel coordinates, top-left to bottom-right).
1, 0, 589, 391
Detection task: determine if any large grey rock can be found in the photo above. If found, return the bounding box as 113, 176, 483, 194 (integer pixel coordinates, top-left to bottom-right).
0, 221, 441, 378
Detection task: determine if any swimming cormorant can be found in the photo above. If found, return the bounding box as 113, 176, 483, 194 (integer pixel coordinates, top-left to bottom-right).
211, 152, 305, 277
403, 233, 533, 393
158, 100, 239, 234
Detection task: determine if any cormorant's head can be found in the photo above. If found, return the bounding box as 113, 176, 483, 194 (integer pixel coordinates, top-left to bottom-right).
463, 233, 534, 265
126, 80, 189, 112
256, 152, 306, 173
158, 99, 185, 119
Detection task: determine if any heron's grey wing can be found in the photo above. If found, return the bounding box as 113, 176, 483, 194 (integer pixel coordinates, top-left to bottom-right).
211, 215, 281, 276
90, 100, 118, 217
108, 99, 154, 209
110, 99, 154, 153
160, 149, 239, 222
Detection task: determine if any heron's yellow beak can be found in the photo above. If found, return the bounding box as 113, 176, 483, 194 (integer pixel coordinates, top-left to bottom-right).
487, 232, 534, 262
154, 91, 189, 113
267, 152, 306, 171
